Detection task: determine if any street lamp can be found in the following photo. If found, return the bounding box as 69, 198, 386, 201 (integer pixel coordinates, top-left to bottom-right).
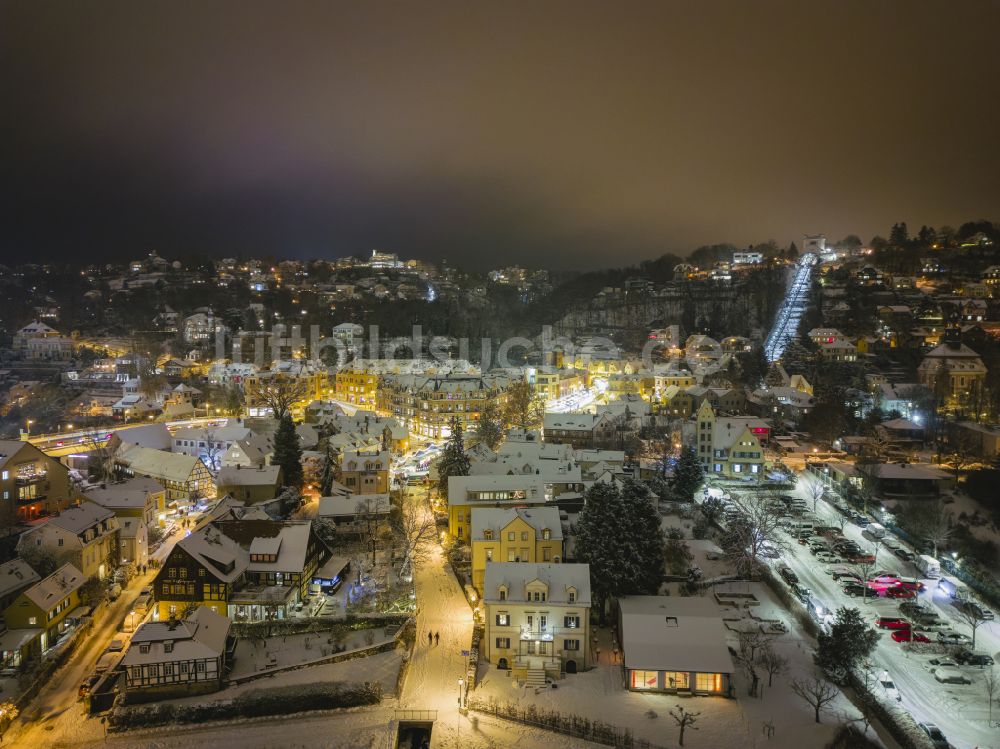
458, 677, 465, 709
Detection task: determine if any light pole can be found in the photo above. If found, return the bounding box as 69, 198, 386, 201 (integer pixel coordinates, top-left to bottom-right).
457, 677, 464, 709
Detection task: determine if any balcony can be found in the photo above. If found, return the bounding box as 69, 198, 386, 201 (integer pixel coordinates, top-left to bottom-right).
15, 471, 48, 486
519, 625, 555, 642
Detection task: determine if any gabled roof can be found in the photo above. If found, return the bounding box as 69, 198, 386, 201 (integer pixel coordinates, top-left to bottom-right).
124, 606, 231, 666
618, 596, 734, 674
112, 423, 173, 451
318, 494, 391, 518
470, 507, 563, 542
23, 563, 84, 610
217, 465, 282, 487
213, 519, 316, 573
117, 444, 207, 483
483, 562, 590, 605
174, 527, 248, 582
83, 477, 163, 510
46, 503, 116, 535
0, 558, 41, 599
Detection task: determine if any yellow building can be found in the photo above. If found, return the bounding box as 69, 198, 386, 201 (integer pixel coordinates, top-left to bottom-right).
482, 562, 591, 680
470, 507, 564, 592
334, 362, 381, 407
3, 563, 84, 658
380, 372, 514, 439
337, 449, 390, 494
447, 475, 549, 540
694, 401, 768, 479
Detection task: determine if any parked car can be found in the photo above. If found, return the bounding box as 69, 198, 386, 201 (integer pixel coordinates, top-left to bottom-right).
891, 630, 930, 643
881, 537, 901, 550
875, 617, 911, 630
778, 566, 799, 585
894, 548, 915, 562
928, 657, 959, 667
106, 638, 125, 653
955, 599, 995, 621
894, 577, 925, 592
847, 552, 876, 564
878, 671, 901, 702
885, 586, 916, 600
955, 650, 995, 667
842, 583, 867, 597
936, 630, 972, 646
932, 667, 970, 685
917, 723, 949, 749
792, 585, 812, 604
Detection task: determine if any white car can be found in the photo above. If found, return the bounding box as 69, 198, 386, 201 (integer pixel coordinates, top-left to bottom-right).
878, 671, 901, 702
936, 631, 972, 646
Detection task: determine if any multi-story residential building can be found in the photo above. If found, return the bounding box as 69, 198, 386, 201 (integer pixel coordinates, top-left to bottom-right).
470, 507, 563, 592
337, 450, 390, 495
122, 606, 234, 701
17, 504, 120, 580
3, 563, 84, 657
447, 475, 549, 540
482, 562, 590, 680
0, 558, 40, 614
172, 421, 255, 470
154, 520, 328, 623
379, 372, 514, 439
82, 477, 165, 567
917, 333, 988, 409
542, 412, 615, 449
12, 321, 74, 360
0, 440, 73, 520
243, 364, 326, 419
693, 401, 768, 478
115, 444, 216, 502
334, 360, 382, 407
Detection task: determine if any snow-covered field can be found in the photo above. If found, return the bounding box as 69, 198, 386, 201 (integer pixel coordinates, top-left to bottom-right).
228, 627, 395, 679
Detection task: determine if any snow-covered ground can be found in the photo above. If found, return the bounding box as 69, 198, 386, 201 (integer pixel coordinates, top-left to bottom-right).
228, 627, 395, 678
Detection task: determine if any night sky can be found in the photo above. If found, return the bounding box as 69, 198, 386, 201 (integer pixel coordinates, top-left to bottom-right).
2, 1, 999, 269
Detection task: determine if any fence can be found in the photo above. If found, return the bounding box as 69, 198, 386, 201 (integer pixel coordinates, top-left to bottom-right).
466, 697, 673, 749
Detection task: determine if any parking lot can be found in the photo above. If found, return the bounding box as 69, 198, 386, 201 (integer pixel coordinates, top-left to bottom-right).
705, 479, 999, 748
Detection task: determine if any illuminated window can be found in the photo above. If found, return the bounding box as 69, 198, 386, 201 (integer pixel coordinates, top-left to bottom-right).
631, 670, 660, 690
696, 673, 720, 692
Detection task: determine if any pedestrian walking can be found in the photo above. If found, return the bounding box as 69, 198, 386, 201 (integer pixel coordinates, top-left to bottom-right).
428, 631, 433, 646
434, 631, 439, 646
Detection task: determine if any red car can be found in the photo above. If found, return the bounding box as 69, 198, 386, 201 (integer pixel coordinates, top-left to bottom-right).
895, 577, 925, 592
876, 617, 911, 630
885, 586, 916, 599
891, 630, 930, 643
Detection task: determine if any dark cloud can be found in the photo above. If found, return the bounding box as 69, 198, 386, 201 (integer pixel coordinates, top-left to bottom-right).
2, 0, 999, 269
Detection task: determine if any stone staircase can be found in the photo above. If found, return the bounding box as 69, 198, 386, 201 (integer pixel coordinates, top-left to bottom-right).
525, 669, 547, 688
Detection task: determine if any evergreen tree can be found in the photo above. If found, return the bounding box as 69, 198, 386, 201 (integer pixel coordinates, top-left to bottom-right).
474, 399, 504, 451
575, 480, 665, 622
436, 417, 471, 500
815, 607, 879, 678
671, 446, 704, 502
273, 413, 304, 489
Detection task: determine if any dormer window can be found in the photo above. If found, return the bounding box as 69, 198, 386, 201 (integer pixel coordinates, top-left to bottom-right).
483, 530, 494, 541
542, 529, 551, 540
568, 590, 576, 603
498, 586, 507, 601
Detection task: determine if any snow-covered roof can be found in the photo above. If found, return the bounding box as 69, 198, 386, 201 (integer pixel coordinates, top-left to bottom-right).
112, 423, 173, 451
118, 444, 207, 483
124, 606, 230, 666
174, 527, 248, 582
470, 507, 563, 541
83, 477, 163, 510
23, 563, 85, 611
0, 558, 41, 599
217, 464, 282, 487
47, 503, 116, 534
483, 562, 590, 605
618, 596, 734, 674
318, 494, 391, 518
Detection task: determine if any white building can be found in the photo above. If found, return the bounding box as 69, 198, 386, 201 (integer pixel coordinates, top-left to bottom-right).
482, 562, 591, 680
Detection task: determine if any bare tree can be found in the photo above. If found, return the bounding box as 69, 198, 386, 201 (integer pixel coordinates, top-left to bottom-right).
897, 498, 953, 557
734, 630, 772, 697
806, 480, 825, 514
983, 667, 998, 725
721, 488, 786, 578
954, 603, 990, 649
201, 429, 223, 473
390, 491, 437, 572
941, 428, 978, 479
354, 495, 390, 570
244, 374, 309, 419
790, 676, 839, 724
853, 559, 877, 606
83, 430, 115, 482
669, 706, 701, 747
757, 641, 788, 689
